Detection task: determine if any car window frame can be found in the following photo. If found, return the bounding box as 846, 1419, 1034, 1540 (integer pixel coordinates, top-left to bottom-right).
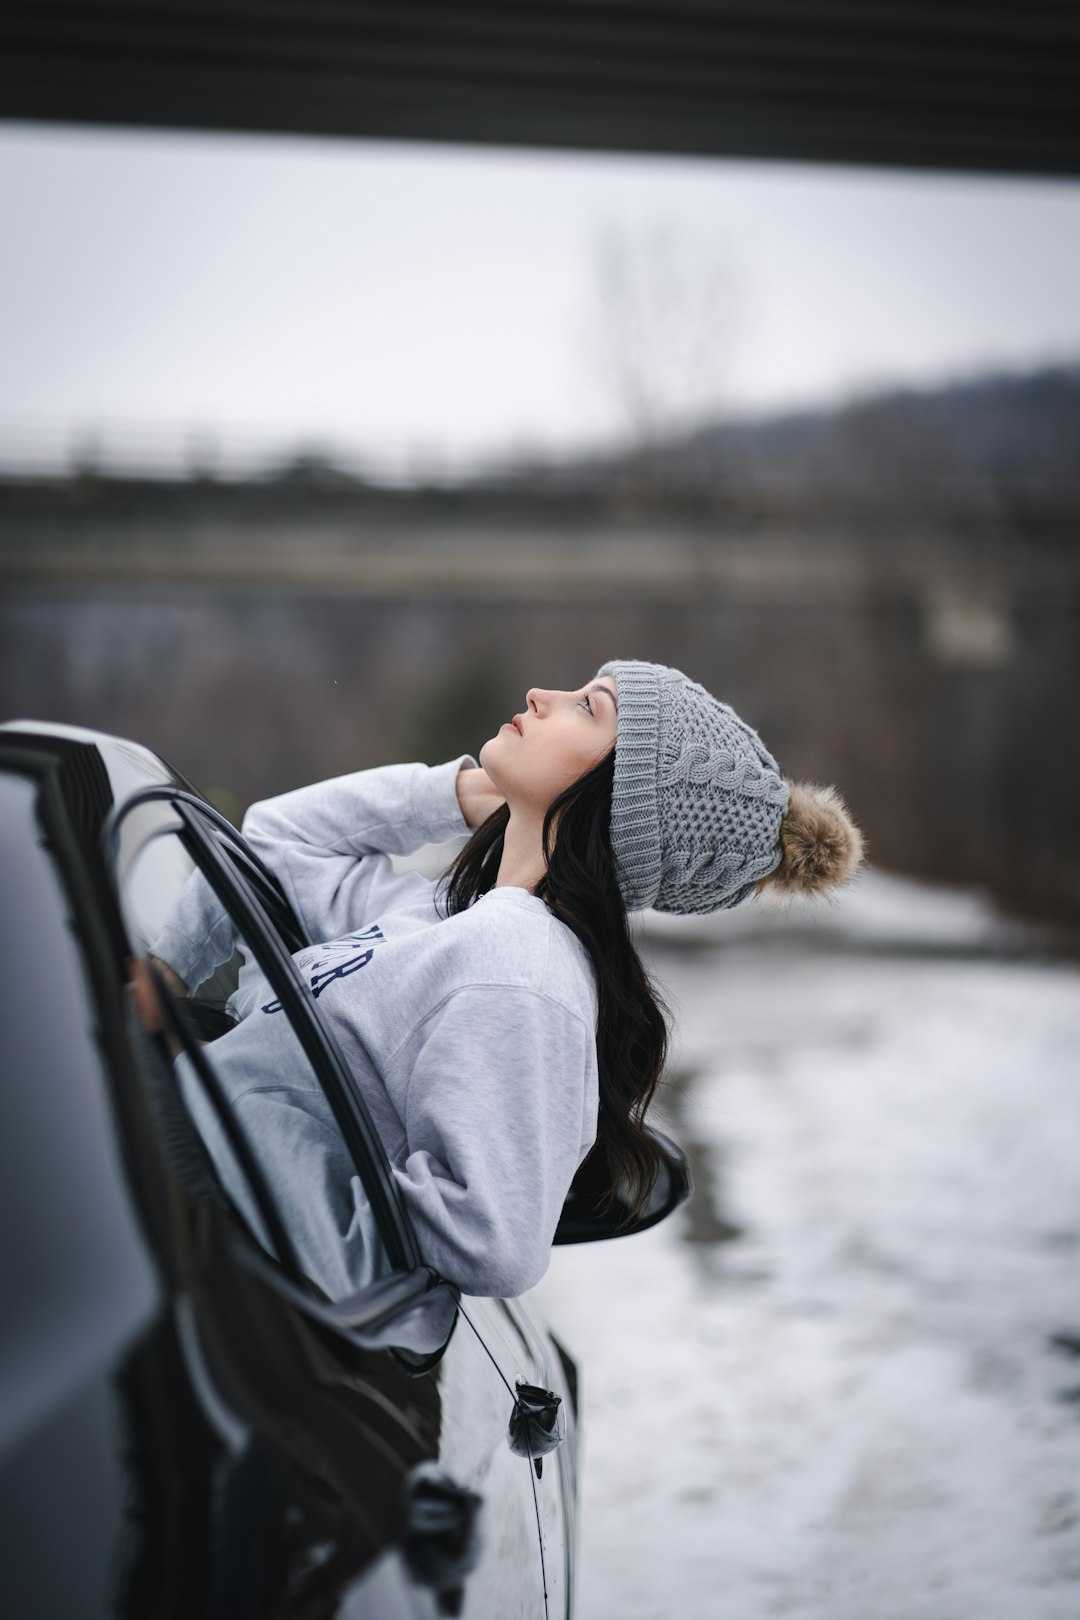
103, 782, 456, 1339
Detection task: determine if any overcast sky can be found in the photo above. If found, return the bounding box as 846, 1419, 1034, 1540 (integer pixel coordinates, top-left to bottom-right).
2, 121, 1079, 471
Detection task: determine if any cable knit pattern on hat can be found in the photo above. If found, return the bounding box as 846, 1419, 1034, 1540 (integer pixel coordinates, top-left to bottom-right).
596, 659, 790, 915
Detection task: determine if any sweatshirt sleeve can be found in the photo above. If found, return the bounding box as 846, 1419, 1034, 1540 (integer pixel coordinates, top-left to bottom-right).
240, 755, 476, 945
172, 1043, 392, 1302
385, 983, 593, 1299
148, 866, 238, 994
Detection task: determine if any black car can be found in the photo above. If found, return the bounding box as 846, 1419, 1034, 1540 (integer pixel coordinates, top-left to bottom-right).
0, 720, 690, 1620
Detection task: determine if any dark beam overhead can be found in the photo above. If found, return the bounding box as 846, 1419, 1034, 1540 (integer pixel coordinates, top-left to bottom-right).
2, 2, 1080, 178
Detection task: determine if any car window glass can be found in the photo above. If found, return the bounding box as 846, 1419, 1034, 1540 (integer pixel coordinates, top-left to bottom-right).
204, 818, 309, 956
120, 816, 393, 1305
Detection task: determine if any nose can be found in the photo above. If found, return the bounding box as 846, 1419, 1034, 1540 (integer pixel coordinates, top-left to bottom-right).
525, 687, 563, 715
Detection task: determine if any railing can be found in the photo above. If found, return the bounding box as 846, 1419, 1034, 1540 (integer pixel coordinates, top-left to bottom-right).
0, 416, 554, 490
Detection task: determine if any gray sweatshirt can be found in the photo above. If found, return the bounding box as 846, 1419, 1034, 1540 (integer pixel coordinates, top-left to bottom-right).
151, 756, 600, 1301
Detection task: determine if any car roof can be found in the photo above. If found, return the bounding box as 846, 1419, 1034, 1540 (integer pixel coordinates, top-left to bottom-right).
1, 719, 191, 805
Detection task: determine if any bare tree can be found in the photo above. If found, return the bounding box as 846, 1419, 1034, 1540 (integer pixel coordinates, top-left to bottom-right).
584, 219, 744, 457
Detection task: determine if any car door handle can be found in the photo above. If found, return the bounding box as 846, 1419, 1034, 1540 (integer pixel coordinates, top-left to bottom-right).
508, 1379, 565, 1478
401, 1461, 484, 1616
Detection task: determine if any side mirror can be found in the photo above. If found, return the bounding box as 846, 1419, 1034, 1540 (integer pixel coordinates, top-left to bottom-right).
553, 1125, 692, 1245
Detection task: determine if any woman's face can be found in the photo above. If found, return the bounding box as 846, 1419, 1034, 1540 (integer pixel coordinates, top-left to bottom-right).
479, 674, 619, 814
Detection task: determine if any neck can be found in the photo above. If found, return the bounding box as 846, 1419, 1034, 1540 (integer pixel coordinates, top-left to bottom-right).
494, 805, 547, 893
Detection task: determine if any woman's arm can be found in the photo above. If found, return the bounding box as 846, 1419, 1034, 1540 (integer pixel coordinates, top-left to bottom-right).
240, 756, 483, 943
149, 758, 499, 987
171, 1033, 389, 1300
147, 866, 240, 996
385, 984, 595, 1298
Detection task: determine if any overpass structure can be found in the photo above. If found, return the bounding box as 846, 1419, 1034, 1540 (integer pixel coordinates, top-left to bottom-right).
2, 2, 1079, 179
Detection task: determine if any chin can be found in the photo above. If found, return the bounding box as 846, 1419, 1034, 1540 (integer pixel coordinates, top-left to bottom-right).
478, 738, 514, 795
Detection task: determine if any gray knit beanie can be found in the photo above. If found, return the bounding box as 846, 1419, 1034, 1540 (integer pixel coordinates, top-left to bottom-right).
596, 658, 790, 915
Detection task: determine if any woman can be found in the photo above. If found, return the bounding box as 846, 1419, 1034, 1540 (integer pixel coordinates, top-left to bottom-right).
147, 658, 864, 1302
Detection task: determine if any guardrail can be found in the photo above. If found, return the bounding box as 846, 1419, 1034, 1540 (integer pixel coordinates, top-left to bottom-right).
0, 418, 531, 490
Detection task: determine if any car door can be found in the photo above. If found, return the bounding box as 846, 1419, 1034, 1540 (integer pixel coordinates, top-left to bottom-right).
110, 786, 549, 1619
463, 1295, 576, 1620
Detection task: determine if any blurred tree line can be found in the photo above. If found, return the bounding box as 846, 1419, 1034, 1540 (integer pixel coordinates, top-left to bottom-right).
1, 360, 1078, 928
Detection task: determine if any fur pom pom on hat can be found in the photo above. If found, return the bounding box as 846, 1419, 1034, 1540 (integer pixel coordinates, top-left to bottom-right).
595, 658, 865, 915
761, 779, 865, 897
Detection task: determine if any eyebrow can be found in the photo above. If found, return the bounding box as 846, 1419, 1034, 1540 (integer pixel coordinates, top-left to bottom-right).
590, 681, 619, 714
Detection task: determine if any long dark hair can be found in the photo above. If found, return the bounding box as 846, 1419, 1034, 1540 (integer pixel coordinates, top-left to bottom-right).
440, 748, 670, 1229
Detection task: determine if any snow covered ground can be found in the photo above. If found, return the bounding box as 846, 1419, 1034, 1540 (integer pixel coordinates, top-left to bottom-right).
529, 870, 1080, 1620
